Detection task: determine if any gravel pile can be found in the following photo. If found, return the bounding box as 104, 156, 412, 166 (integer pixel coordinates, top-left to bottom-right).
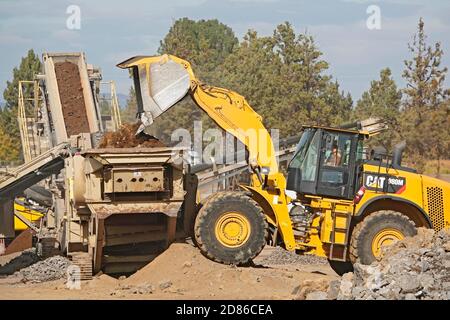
258, 246, 328, 265
14, 255, 73, 283
0, 249, 39, 276
336, 228, 450, 300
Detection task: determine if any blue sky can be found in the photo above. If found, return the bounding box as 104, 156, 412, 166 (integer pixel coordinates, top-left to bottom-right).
0, 0, 449, 102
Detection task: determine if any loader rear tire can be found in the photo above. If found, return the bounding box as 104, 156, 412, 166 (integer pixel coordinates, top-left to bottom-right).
349, 210, 416, 265
194, 192, 267, 265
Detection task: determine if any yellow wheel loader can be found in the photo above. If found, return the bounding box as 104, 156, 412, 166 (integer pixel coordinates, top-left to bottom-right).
118, 54, 450, 274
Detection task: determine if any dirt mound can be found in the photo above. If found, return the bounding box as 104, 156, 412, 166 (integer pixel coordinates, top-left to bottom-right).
54, 61, 90, 136
108, 243, 337, 299
336, 228, 450, 300
98, 123, 165, 148
125, 243, 223, 288
0, 244, 338, 299
86, 274, 118, 289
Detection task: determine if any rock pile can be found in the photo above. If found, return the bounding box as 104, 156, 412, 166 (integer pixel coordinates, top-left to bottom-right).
336, 228, 450, 300
14, 255, 73, 283
0, 249, 39, 276
258, 246, 328, 266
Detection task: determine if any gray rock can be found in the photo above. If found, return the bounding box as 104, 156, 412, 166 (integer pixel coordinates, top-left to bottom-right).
11, 255, 72, 283
159, 280, 173, 290
420, 261, 430, 272
305, 291, 328, 300
397, 275, 421, 293
418, 248, 431, 255
419, 274, 435, 289
404, 293, 417, 300
327, 280, 340, 300
133, 284, 154, 294
332, 229, 450, 300
443, 260, 450, 269
442, 282, 450, 291
351, 286, 366, 298
378, 286, 402, 300
256, 247, 328, 266
337, 273, 354, 300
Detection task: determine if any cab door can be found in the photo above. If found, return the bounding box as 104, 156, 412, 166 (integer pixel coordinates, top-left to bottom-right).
316, 131, 358, 199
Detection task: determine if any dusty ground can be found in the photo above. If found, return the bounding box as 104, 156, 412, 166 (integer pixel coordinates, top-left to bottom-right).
54, 61, 90, 136
0, 243, 338, 300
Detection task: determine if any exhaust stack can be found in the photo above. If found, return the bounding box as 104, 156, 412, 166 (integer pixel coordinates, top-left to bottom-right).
392, 141, 406, 167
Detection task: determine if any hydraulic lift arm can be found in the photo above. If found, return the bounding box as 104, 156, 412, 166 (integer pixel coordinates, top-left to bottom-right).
117, 54, 296, 250
117, 54, 278, 175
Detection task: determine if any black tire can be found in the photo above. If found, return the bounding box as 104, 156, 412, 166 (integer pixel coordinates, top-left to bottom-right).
350, 210, 416, 265
194, 191, 267, 265
328, 260, 354, 276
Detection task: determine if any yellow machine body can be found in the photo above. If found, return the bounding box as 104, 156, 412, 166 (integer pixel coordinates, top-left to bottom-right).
118, 54, 449, 264
13, 200, 44, 231
297, 164, 450, 259
355, 164, 450, 231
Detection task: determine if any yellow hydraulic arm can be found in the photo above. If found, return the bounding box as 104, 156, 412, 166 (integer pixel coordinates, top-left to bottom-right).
117, 54, 296, 250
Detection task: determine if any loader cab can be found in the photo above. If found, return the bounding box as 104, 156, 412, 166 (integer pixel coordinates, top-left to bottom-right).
287, 126, 363, 200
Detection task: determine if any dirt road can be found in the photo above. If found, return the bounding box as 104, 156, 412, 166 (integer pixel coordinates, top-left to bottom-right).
0, 243, 338, 300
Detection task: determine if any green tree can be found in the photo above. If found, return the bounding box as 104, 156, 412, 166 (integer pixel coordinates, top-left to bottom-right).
153, 18, 239, 140
159, 17, 238, 82
0, 49, 41, 161
218, 22, 352, 136
401, 18, 449, 174
121, 86, 138, 124
0, 126, 20, 162
354, 68, 402, 152
323, 81, 353, 127
217, 30, 284, 131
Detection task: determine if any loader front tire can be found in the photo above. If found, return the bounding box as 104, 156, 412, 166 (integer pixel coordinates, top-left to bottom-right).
350, 210, 416, 265
194, 192, 267, 265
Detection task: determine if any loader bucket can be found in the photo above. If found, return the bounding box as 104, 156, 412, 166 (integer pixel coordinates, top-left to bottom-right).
117, 55, 191, 132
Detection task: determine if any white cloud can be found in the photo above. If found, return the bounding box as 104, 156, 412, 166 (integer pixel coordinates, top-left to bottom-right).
0, 34, 32, 45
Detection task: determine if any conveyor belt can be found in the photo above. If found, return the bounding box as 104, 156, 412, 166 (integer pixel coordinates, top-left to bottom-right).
0, 144, 69, 199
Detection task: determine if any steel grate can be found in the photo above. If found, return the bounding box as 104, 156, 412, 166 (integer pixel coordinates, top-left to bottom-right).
426, 187, 445, 231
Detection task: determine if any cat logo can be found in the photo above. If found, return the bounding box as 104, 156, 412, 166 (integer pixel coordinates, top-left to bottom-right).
364, 173, 406, 194
366, 175, 386, 189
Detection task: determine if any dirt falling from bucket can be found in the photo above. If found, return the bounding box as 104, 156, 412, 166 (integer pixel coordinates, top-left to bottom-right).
98, 123, 165, 148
